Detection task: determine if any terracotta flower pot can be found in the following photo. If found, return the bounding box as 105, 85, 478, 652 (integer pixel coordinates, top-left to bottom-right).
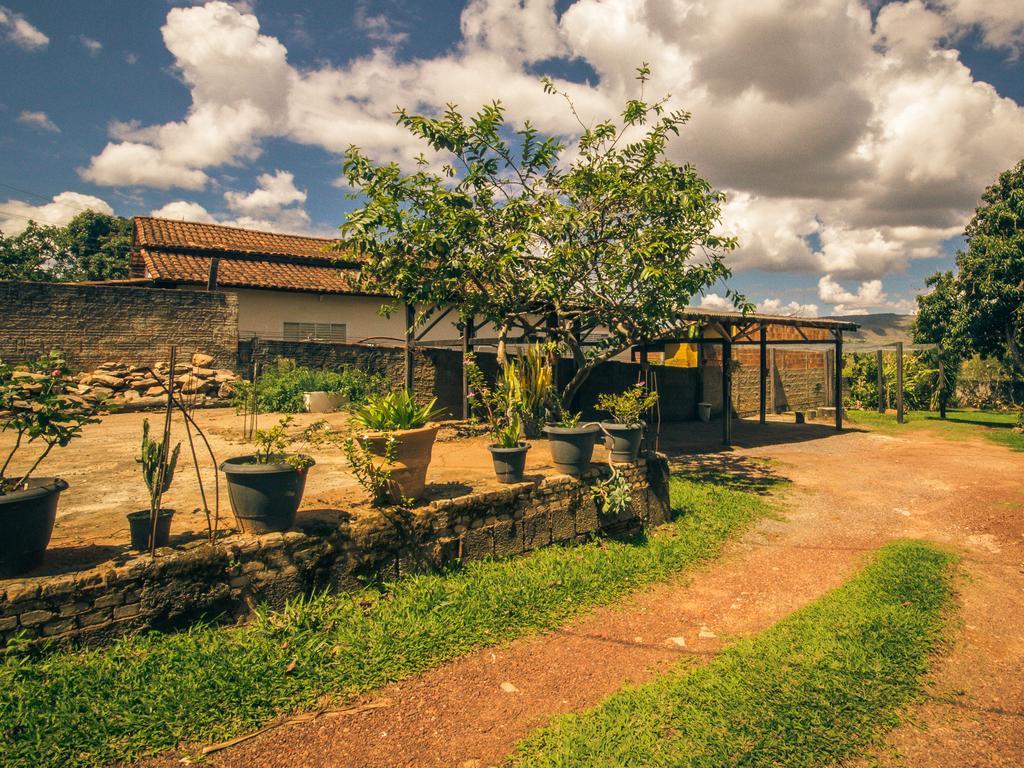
0, 477, 67, 577
360, 424, 439, 502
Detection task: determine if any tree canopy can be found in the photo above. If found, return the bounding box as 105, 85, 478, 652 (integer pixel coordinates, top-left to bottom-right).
0, 211, 132, 283
342, 66, 740, 407
916, 159, 1024, 378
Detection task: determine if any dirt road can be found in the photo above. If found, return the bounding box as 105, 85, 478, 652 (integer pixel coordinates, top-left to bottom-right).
200, 420, 1024, 768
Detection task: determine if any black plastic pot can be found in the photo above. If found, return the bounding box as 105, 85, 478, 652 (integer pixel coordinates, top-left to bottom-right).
543, 424, 600, 476
126, 509, 175, 552
0, 477, 67, 577
600, 422, 644, 463
220, 455, 313, 534
488, 443, 530, 484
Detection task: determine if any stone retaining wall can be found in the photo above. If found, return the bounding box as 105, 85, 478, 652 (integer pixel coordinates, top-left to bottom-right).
0, 457, 670, 650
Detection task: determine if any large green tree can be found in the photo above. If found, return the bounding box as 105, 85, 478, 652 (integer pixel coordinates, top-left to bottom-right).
956, 159, 1024, 376
0, 211, 132, 282
342, 67, 740, 408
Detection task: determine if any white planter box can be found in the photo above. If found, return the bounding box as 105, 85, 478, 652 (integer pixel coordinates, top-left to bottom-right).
303, 391, 348, 413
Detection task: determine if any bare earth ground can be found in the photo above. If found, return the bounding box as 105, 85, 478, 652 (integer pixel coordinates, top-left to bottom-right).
0, 408, 581, 574
178, 419, 1024, 768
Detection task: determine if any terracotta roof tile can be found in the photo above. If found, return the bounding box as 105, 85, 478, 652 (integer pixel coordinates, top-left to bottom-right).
134, 216, 352, 262
137, 249, 368, 295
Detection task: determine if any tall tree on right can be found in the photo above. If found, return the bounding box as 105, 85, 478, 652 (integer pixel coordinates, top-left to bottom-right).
916, 158, 1024, 378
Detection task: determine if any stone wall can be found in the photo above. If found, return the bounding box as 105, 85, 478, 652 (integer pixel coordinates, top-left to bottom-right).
0, 282, 238, 372
0, 457, 670, 650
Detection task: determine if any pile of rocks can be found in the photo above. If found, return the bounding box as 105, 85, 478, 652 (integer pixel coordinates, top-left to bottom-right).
70, 353, 241, 410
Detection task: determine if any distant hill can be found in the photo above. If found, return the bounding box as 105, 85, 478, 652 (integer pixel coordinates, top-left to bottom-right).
832, 313, 915, 345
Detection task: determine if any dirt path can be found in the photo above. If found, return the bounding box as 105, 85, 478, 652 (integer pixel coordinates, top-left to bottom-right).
200, 422, 1024, 768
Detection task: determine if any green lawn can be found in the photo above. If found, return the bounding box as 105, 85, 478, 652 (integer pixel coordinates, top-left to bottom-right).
847, 408, 1024, 452
0, 474, 774, 768
509, 540, 957, 768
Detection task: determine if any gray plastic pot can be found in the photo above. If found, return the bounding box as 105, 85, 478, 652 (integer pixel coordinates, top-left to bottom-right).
126, 508, 174, 551
600, 422, 644, 463
488, 443, 530, 484
0, 477, 67, 577
543, 424, 600, 476
220, 455, 313, 534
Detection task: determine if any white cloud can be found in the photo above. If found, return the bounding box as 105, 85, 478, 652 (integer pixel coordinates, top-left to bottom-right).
80, 35, 102, 55
354, 1, 407, 46
817, 274, 915, 314
0, 6, 48, 50
699, 293, 819, 317
150, 170, 312, 234
0, 192, 113, 235
18, 110, 60, 133
81, 0, 1024, 294
149, 200, 216, 223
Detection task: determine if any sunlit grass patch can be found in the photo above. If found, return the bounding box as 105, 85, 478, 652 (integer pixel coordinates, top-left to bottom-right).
0, 474, 772, 768
509, 540, 957, 768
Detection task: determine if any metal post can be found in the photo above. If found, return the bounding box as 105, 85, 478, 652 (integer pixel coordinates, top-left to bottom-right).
938, 345, 947, 419
876, 349, 884, 413
722, 338, 732, 446
758, 324, 767, 425
834, 331, 843, 431
769, 348, 776, 414
461, 314, 474, 420
404, 302, 415, 394
896, 341, 904, 424
639, 342, 650, 452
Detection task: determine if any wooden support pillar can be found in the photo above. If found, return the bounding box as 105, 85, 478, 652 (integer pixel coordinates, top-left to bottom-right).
834, 331, 844, 431
722, 338, 733, 446
938, 345, 947, 419
876, 349, 885, 413
758, 325, 767, 425
896, 341, 905, 424
404, 302, 415, 394
768, 348, 776, 414
461, 314, 474, 420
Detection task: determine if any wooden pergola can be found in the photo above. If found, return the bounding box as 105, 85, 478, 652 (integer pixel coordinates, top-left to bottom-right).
401, 304, 860, 447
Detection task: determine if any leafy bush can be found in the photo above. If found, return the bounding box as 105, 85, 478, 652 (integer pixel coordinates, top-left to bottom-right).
352, 390, 444, 431
597, 383, 658, 425
846, 351, 941, 411
232, 358, 386, 414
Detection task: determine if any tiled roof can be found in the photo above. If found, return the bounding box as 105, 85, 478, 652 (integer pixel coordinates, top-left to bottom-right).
131, 216, 374, 295
137, 249, 367, 295
134, 216, 352, 262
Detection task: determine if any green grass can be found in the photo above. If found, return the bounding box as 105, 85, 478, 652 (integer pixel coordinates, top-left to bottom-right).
0, 474, 772, 768
509, 540, 957, 768
848, 408, 1024, 452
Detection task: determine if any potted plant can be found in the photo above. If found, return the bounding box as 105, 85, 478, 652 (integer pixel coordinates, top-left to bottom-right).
467, 360, 532, 483
351, 390, 443, 502
543, 409, 600, 477
220, 416, 315, 534
127, 419, 180, 552
0, 353, 105, 577
597, 384, 659, 463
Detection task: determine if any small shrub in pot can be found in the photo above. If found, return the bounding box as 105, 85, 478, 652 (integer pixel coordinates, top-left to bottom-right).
467, 360, 531, 483
220, 416, 315, 534
0, 353, 105, 576
597, 384, 659, 463
351, 390, 444, 502
127, 419, 180, 552
543, 409, 600, 477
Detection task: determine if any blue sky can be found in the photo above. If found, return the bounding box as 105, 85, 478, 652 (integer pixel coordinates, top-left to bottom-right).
2, 0, 1023, 316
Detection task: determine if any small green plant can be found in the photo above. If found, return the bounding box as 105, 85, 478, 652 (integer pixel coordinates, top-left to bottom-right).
509, 343, 554, 439
342, 432, 399, 507
597, 383, 658, 426
551, 402, 583, 429
466, 357, 524, 447
0, 352, 106, 495
249, 416, 314, 471
352, 390, 444, 431
136, 418, 180, 512
591, 466, 632, 516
